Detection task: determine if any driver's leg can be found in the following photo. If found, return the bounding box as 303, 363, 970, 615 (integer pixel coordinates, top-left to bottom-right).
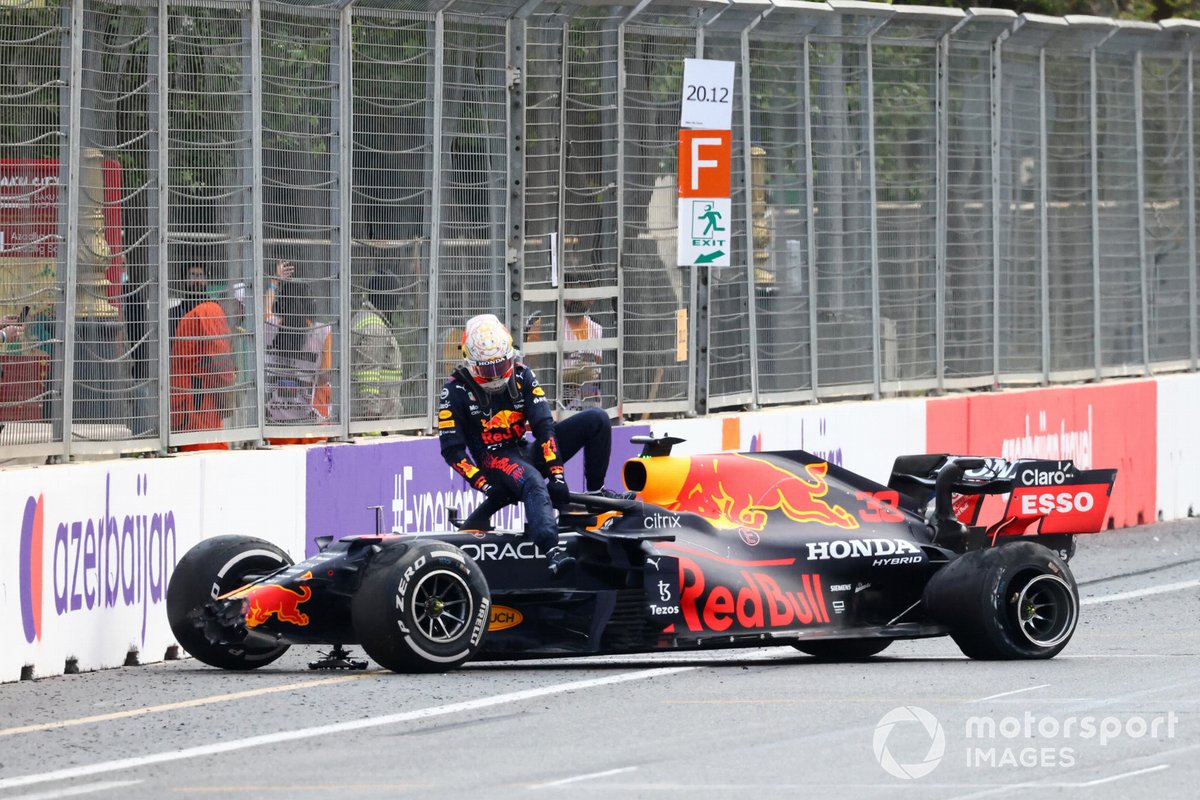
481, 451, 559, 553
459, 492, 513, 531
551, 407, 611, 491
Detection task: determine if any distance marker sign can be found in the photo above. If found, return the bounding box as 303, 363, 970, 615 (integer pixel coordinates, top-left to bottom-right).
677, 130, 732, 267
680, 58, 735, 130
677, 60, 733, 270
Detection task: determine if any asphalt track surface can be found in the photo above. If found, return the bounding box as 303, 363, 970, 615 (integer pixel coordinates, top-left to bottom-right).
1, 521, 1197, 800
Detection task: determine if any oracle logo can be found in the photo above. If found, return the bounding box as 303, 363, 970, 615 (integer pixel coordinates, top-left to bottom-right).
460, 541, 543, 561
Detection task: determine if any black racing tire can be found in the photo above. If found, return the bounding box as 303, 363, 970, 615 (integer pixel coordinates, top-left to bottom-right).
166, 535, 293, 670
792, 639, 893, 661
351, 541, 490, 673
923, 541, 1079, 660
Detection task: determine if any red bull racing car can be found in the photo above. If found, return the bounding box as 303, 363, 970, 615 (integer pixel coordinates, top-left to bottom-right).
166, 436, 1117, 673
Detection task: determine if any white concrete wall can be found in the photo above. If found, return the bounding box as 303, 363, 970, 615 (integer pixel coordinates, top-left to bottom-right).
2, 374, 1193, 682
1155, 373, 1200, 521
0, 449, 306, 681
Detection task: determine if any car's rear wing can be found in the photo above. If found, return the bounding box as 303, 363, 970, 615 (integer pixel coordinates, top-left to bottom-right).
889, 455, 1118, 540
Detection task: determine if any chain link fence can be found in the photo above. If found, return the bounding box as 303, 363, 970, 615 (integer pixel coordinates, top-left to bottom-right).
1, 0, 1199, 459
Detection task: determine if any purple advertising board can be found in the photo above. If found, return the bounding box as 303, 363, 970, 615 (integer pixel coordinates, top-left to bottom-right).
305, 424, 651, 556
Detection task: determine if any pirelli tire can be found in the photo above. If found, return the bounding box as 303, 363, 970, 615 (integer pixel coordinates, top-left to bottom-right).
166, 535, 294, 670
923, 541, 1079, 660
352, 541, 491, 673
792, 638, 893, 661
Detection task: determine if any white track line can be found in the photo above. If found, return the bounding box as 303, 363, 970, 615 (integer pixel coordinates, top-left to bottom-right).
0, 667, 693, 792
942, 764, 1169, 800
971, 684, 1050, 703
0, 673, 380, 737
1082, 579, 1200, 605
532, 767, 638, 789
1077, 763, 1170, 786
5, 781, 142, 800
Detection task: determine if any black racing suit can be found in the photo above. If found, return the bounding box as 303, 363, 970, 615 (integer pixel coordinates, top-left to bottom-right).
437, 363, 616, 550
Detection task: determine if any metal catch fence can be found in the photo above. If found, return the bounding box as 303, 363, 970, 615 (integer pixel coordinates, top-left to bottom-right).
0, 0, 1198, 459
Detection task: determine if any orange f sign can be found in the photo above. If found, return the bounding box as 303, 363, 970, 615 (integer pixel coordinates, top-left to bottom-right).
678, 130, 732, 198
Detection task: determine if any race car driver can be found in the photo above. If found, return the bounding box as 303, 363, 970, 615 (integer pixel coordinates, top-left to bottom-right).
437, 314, 631, 576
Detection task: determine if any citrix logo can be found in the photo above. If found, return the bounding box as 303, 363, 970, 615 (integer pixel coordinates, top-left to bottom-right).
643, 512, 682, 529
18, 474, 179, 646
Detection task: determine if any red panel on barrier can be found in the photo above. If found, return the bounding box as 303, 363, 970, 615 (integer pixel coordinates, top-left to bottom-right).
926, 382, 1156, 530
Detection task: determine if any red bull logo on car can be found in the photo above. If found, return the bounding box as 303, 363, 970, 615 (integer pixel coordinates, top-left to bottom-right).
224, 572, 314, 627
675, 555, 831, 633
670, 454, 859, 532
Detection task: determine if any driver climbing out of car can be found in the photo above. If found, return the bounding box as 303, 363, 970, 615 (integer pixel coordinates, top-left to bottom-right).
438, 314, 633, 576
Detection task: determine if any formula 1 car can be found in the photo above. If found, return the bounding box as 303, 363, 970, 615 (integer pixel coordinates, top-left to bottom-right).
166, 436, 1117, 673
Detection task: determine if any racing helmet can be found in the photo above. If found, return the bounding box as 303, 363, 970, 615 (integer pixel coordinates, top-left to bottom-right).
461, 314, 516, 393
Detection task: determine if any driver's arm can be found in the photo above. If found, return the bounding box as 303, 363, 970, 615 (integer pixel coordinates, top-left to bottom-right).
521, 366, 563, 478
438, 381, 489, 492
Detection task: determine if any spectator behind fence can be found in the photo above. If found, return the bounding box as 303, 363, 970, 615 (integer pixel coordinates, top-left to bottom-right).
0, 314, 25, 347
562, 299, 603, 410
169, 264, 235, 452
351, 272, 404, 422
264, 276, 333, 443
223, 281, 254, 430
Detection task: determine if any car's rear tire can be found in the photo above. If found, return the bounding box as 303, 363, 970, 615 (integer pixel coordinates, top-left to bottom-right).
793, 639, 893, 661
166, 535, 293, 670
923, 541, 1079, 660
351, 541, 490, 673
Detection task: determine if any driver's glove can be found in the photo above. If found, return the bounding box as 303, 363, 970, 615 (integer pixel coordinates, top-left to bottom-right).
472, 473, 510, 503
547, 466, 570, 510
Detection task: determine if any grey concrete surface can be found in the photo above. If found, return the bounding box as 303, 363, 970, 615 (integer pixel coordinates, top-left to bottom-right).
0, 521, 1196, 800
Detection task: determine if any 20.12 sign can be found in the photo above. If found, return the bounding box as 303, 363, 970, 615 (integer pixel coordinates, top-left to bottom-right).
680, 58, 735, 130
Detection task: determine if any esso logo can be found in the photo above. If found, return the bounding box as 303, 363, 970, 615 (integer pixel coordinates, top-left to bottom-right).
1020, 491, 1095, 515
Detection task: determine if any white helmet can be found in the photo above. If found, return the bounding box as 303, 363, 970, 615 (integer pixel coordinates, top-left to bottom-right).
461, 314, 515, 393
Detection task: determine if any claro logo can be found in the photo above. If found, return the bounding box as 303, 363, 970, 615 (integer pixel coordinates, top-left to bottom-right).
18, 474, 179, 646
1021, 468, 1068, 486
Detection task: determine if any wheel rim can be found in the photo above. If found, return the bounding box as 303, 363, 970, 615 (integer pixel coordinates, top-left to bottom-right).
412, 569, 473, 643
1013, 573, 1076, 648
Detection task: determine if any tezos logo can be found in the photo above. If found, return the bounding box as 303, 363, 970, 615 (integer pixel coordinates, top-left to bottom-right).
873, 706, 945, 780
18, 474, 180, 646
